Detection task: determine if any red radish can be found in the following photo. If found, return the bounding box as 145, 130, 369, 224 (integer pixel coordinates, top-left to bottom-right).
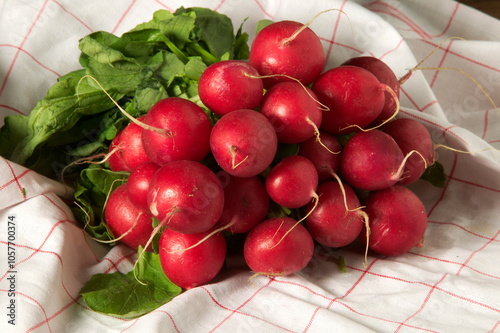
216, 173, 270, 233
361, 185, 427, 256
243, 217, 314, 276
340, 129, 405, 191
265, 155, 319, 209
159, 228, 226, 289
210, 109, 278, 178
141, 97, 212, 166
382, 118, 434, 185
108, 116, 151, 172
249, 20, 326, 88
298, 131, 342, 182
127, 161, 161, 212
341, 56, 400, 126
147, 160, 224, 234
104, 183, 154, 251
198, 60, 263, 116
305, 180, 364, 248
259, 81, 322, 144
312, 65, 396, 134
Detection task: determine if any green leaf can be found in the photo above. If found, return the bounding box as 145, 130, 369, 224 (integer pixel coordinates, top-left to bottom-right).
420, 161, 447, 188
129, 10, 175, 32
234, 20, 250, 60
80, 249, 182, 319
79, 31, 134, 65
72, 165, 129, 241
255, 19, 274, 34
183, 57, 207, 80
8, 70, 123, 165
160, 13, 196, 50
0, 114, 29, 158
176, 7, 235, 59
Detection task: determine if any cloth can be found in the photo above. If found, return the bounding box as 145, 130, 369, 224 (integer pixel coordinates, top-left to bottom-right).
1, 0, 499, 332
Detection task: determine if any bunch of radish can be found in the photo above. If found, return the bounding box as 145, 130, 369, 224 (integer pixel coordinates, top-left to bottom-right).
103, 18, 435, 290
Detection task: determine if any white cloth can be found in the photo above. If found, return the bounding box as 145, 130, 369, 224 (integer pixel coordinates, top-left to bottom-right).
1, 1, 499, 332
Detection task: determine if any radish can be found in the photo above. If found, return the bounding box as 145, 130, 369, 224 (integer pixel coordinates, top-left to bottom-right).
210, 109, 278, 178
127, 161, 161, 213
104, 183, 154, 251
216, 173, 270, 233
383, 118, 435, 185
158, 228, 226, 289
108, 116, 151, 172
147, 160, 224, 234
259, 81, 322, 144
312, 65, 398, 134
243, 217, 314, 276
305, 180, 364, 248
141, 97, 212, 166
298, 131, 342, 182
341, 56, 400, 127
265, 155, 318, 209
249, 20, 326, 88
198, 60, 263, 116
361, 185, 427, 256
340, 129, 405, 191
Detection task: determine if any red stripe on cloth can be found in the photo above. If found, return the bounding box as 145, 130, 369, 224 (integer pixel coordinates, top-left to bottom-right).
151, 0, 175, 12
349, 265, 500, 313
0, 104, 26, 115
419, 39, 500, 73
253, 0, 275, 19
213, 0, 226, 12
409, 251, 500, 280
394, 274, 449, 332
111, 0, 138, 34
51, 0, 93, 32
379, 38, 405, 60
482, 109, 490, 139
120, 309, 181, 333
428, 220, 500, 244
429, 40, 455, 88
0, 0, 50, 98
26, 249, 137, 330
324, 0, 348, 61
206, 278, 296, 332
1, 290, 54, 333
456, 229, 500, 276
335, 300, 440, 332
433, 2, 460, 38
0, 159, 31, 200
365, 1, 431, 39
427, 153, 457, 218
0, 43, 61, 77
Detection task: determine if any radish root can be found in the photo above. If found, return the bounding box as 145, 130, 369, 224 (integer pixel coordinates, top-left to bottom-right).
280, 8, 352, 46
339, 84, 400, 132
399, 36, 470, 85
165, 220, 237, 254
60, 143, 124, 183
306, 118, 341, 155
133, 209, 178, 285
268, 192, 319, 250
329, 171, 371, 268
229, 146, 249, 169
77, 75, 170, 136
244, 73, 330, 111
393, 150, 429, 182
410, 67, 498, 112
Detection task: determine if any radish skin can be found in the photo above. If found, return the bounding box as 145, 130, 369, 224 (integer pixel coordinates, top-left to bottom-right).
243, 217, 314, 276
361, 185, 427, 256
